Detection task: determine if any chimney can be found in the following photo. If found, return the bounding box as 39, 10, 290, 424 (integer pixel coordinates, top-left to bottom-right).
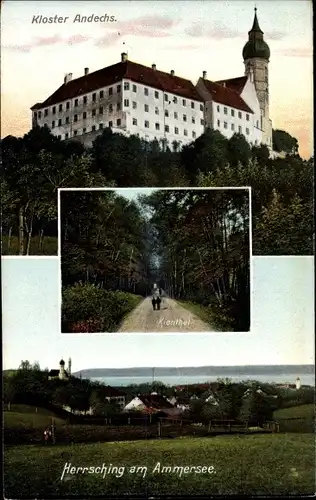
170, 70, 175, 76
202, 71, 207, 80
121, 52, 128, 63
84, 67, 89, 76
152, 64, 157, 70
64, 73, 73, 84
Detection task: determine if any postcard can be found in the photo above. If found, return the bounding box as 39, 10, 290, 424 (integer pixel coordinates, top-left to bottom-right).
1, 0, 314, 498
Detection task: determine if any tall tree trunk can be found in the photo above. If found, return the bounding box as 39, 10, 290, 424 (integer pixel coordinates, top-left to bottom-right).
26, 216, 34, 256
39, 229, 44, 253
7, 227, 12, 253
19, 207, 24, 255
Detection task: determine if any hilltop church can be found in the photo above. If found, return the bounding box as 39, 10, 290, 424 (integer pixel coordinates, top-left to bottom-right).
31, 9, 273, 152
48, 358, 71, 381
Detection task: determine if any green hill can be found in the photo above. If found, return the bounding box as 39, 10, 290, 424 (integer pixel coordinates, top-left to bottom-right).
273, 404, 314, 432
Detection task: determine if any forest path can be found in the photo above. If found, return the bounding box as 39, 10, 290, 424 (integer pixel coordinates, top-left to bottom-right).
118, 294, 213, 333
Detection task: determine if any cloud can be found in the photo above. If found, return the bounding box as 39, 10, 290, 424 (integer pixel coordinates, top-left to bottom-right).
185, 22, 242, 40
265, 31, 287, 41
277, 47, 312, 58
65, 34, 92, 45
131, 15, 175, 30
32, 34, 63, 47
2, 33, 88, 52
2, 44, 32, 53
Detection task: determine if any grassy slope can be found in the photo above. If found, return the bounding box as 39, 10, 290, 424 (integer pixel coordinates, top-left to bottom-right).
178, 300, 233, 331
4, 434, 315, 497
273, 404, 314, 432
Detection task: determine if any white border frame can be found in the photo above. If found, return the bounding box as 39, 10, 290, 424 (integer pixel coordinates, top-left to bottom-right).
57, 186, 253, 336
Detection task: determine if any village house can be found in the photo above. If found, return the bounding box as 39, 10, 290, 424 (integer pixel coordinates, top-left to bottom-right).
123, 392, 180, 416
48, 358, 71, 381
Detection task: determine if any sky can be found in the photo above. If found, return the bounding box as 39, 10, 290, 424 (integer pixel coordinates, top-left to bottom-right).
1, 0, 313, 159
2, 256, 314, 372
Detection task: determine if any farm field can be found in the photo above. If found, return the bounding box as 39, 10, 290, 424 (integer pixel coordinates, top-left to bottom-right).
4, 433, 314, 497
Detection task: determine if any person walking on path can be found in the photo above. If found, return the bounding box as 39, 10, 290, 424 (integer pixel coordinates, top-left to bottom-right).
156, 296, 161, 310
152, 297, 156, 310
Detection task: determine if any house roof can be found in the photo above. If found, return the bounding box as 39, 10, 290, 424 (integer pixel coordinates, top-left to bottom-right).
199, 78, 253, 113
137, 394, 175, 410
214, 76, 247, 94
31, 58, 203, 110
48, 370, 59, 376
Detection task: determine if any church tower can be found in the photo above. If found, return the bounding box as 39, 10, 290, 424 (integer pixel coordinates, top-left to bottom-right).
243, 8, 272, 148
68, 357, 72, 377
59, 359, 66, 380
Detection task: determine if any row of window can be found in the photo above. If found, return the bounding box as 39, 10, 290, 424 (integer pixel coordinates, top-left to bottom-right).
216, 105, 250, 121
35, 85, 204, 118
217, 120, 250, 135
132, 119, 197, 138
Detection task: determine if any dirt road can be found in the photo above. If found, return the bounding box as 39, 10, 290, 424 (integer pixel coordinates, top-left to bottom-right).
118, 296, 213, 332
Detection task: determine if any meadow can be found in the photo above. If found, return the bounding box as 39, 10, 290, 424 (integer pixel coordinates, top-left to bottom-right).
4, 434, 314, 497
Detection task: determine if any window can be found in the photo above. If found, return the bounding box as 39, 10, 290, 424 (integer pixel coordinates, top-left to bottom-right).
52, 107, 56, 115
132, 101, 137, 109
182, 99, 186, 106
175, 127, 179, 134
109, 87, 113, 96
238, 126, 242, 133
231, 123, 235, 131
174, 112, 178, 119
90, 125, 95, 131
238, 111, 242, 119
57, 135, 61, 139
99, 123, 103, 129
165, 110, 169, 117
59, 104, 63, 112
217, 120, 220, 127
100, 90, 104, 98
38, 111, 42, 119
117, 85, 121, 93
164, 94, 168, 102
92, 93, 96, 102
155, 123, 160, 130
200, 119, 204, 125
192, 117, 195, 124
155, 107, 159, 115
117, 119, 121, 126
74, 130, 78, 136
224, 122, 227, 129
66, 102, 70, 110
224, 107, 227, 114
58, 118, 62, 126
92, 109, 96, 117
144, 104, 149, 112
99, 107, 103, 115
246, 114, 249, 121
109, 121, 113, 128
109, 104, 113, 113
117, 103, 121, 111
191, 101, 195, 109
183, 114, 187, 122
34, 112, 37, 119
184, 129, 188, 136
132, 84, 137, 93
217, 105, 220, 112
200, 104, 204, 112
124, 99, 129, 107
256, 120, 259, 128
52, 121, 55, 128
231, 109, 235, 117
173, 96, 178, 104
83, 97, 87, 105
83, 112, 87, 119
65, 133, 69, 139
246, 128, 249, 135
192, 131, 196, 138
155, 91, 159, 99
124, 82, 129, 90
44, 109, 48, 117
65, 117, 69, 124
133, 118, 137, 125
145, 120, 149, 128
74, 99, 78, 107
144, 88, 149, 96
165, 125, 169, 132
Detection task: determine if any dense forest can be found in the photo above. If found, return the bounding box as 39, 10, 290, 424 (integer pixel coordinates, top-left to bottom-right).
61, 189, 250, 332
1, 125, 314, 256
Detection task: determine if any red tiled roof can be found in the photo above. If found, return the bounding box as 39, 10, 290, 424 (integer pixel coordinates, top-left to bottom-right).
31, 59, 203, 110
215, 76, 247, 94
199, 78, 253, 113
137, 393, 175, 410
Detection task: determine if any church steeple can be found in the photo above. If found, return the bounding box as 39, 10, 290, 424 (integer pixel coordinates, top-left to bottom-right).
250, 7, 263, 35
243, 8, 270, 60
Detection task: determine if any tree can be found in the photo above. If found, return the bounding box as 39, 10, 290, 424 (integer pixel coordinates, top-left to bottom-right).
272, 129, 299, 154
227, 133, 251, 167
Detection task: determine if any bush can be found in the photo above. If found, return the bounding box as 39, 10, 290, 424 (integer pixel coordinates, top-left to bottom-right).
61, 284, 142, 332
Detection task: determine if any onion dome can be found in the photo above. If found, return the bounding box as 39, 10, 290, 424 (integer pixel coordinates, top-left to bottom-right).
242, 8, 270, 61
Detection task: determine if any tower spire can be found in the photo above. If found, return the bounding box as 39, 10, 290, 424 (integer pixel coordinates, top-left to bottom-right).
250, 7, 263, 35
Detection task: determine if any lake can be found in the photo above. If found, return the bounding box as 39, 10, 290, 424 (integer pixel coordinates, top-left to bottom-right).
90, 373, 315, 387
